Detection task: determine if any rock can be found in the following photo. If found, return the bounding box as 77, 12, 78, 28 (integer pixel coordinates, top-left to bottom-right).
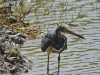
11, 52, 18, 57
23, 23, 29, 27
0, 68, 5, 74
0, 44, 5, 54
5, 31, 12, 35
7, 57, 20, 64
20, 59, 26, 64
9, 65, 18, 73
0, 46, 33, 75
0, 31, 4, 36
4, 34, 9, 41
15, 37, 24, 45
18, 54, 22, 60
17, 33, 26, 39
0, 37, 5, 42
7, 17, 17, 24
24, 68, 28, 73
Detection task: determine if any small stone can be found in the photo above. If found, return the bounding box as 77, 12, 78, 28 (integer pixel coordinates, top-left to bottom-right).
7, 57, 20, 64
15, 37, 24, 45
0, 37, 5, 42
11, 52, 18, 57
20, 65, 23, 68
0, 44, 5, 54
24, 69, 28, 73
17, 33, 26, 39
5, 31, 12, 35
18, 54, 22, 60
7, 57, 14, 64
10, 66, 17, 73
15, 48, 20, 52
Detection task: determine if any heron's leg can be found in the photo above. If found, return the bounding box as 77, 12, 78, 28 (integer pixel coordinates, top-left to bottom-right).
47, 55, 49, 70
47, 53, 50, 74
47, 46, 51, 74
58, 53, 60, 73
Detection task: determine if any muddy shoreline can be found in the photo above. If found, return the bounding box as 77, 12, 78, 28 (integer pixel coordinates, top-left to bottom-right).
0, 47, 33, 75
0, 0, 40, 75
0, 17, 33, 75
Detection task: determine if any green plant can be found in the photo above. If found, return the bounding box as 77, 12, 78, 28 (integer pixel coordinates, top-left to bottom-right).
97, 0, 100, 2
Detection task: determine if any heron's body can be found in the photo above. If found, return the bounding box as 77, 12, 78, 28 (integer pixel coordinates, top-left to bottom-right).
41, 30, 67, 54
41, 25, 85, 73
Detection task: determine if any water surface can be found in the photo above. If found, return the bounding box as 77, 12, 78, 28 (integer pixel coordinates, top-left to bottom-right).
20, 0, 100, 75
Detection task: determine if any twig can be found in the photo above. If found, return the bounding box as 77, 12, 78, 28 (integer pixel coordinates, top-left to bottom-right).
68, 7, 82, 24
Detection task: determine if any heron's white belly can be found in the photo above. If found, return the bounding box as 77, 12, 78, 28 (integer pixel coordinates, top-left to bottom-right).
51, 47, 64, 53
51, 42, 66, 53
46, 42, 66, 54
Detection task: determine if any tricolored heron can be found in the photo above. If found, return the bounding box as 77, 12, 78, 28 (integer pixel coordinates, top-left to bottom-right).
41, 25, 85, 73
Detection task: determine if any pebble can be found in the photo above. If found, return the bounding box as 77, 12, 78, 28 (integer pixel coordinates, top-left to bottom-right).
0, 44, 5, 54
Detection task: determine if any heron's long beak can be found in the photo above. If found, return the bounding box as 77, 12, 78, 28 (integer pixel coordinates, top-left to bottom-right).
64, 29, 85, 39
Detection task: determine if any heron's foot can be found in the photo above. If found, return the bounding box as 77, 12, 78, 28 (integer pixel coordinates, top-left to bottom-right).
47, 68, 49, 74
47, 64, 49, 73
47, 68, 49, 71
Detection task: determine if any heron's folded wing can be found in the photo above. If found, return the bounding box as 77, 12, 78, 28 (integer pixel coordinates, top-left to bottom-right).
41, 36, 51, 52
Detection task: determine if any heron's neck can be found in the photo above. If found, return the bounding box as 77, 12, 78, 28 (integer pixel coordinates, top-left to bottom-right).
55, 29, 61, 37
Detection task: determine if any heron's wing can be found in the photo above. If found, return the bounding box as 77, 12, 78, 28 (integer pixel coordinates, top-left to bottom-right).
41, 35, 51, 52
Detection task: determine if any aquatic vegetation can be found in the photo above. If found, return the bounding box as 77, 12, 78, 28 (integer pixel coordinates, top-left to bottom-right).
97, 0, 100, 2
77, 14, 87, 18
76, 0, 81, 2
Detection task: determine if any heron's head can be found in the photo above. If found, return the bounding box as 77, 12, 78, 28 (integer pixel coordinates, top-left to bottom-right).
56, 25, 85, 39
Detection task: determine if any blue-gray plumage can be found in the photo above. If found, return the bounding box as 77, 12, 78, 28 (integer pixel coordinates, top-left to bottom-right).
41, 25, 85, 73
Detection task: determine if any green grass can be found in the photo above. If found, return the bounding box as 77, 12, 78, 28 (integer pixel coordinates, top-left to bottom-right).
77, 14, 87, 18
97, 0, 100, 2
76, 0, 81, 2
69, 7, 74, 11
58, 3, 65, 6
33, 21, 43, 24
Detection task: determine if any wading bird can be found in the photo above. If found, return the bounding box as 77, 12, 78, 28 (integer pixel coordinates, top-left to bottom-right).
41, 25, 85, 73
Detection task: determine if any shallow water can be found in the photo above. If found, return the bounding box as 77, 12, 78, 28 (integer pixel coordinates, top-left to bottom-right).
20, 0, 100, 75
